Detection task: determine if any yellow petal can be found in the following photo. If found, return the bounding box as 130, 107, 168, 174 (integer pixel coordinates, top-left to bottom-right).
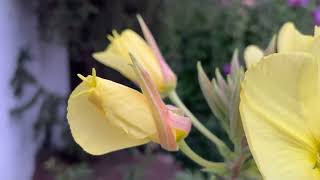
93, 52, 136, 83
94, 77, 157, 139
244, 45, 264, 69
240, 53, 320, 180
67, 76, 157, 155
93, 30, 165, 92
297, 49, 320, 141
278, 22, 314, 53
310, 36, 320, 59
241, 97, 320, 180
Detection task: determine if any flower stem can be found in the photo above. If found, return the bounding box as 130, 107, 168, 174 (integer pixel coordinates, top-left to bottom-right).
231, 155, 245, 180
168, 90, 232, 158
178, 140, 225, 170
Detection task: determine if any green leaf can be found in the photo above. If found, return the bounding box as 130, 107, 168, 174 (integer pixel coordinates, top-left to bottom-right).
214, 68, 229, 95
197, 62, 228, 131
230, 49, 240, 80
229, 68, 245, 153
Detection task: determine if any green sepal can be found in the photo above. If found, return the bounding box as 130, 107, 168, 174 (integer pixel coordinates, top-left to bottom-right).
197, 62, 229, 131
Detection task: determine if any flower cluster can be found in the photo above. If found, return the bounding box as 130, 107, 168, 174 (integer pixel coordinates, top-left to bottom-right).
66, 12, 320, 179
67, 16, 190, 155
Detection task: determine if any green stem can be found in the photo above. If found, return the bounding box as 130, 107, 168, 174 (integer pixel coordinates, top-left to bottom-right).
178, 140, 225, 170
168, 90, 231, 158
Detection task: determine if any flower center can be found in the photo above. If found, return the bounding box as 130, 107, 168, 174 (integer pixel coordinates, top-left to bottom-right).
77, 68, 97, 88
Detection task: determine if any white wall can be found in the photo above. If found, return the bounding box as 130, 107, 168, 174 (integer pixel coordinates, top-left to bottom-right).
0, 0, 69, 179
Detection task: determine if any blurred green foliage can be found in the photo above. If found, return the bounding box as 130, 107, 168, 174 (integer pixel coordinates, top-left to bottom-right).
46, 158, 94, 180
35, 0, 164, 71
175, 171, 208, 180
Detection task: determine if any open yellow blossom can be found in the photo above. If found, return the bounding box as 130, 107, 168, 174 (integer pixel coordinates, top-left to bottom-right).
241, 22, 320, 179
240, 52, 320, 180
92, 16, 176, 95
67, 68, 190, 155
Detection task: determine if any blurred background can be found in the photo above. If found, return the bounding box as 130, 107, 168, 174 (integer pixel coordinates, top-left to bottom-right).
1, 0, 318, 179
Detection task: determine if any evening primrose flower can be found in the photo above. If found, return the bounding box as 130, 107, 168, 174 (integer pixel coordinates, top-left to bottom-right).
240, 26, 320, 179
92, 16, 176, 95
240, 53, 320, 180
67, 68, 190, 155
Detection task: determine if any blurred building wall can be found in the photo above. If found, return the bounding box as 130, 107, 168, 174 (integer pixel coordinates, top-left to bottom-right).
0, 1, 69, 179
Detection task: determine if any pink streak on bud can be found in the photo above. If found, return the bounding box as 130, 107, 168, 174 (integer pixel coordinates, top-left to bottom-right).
137, 15, 177, 89
166, 105, 192, 135
130, 55, 178, 151
168, 111, 192, 136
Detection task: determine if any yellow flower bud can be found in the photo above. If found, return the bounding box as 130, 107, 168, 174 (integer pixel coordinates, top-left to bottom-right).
67, 69, 190, 155
93, 24, 176, 96
243, 35, 276, 70
243, 45, 264, 69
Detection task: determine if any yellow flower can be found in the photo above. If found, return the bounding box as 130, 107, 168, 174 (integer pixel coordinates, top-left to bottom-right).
92, 16, 176, 95
67, 67, 190, 155
240, 31, 320, 179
